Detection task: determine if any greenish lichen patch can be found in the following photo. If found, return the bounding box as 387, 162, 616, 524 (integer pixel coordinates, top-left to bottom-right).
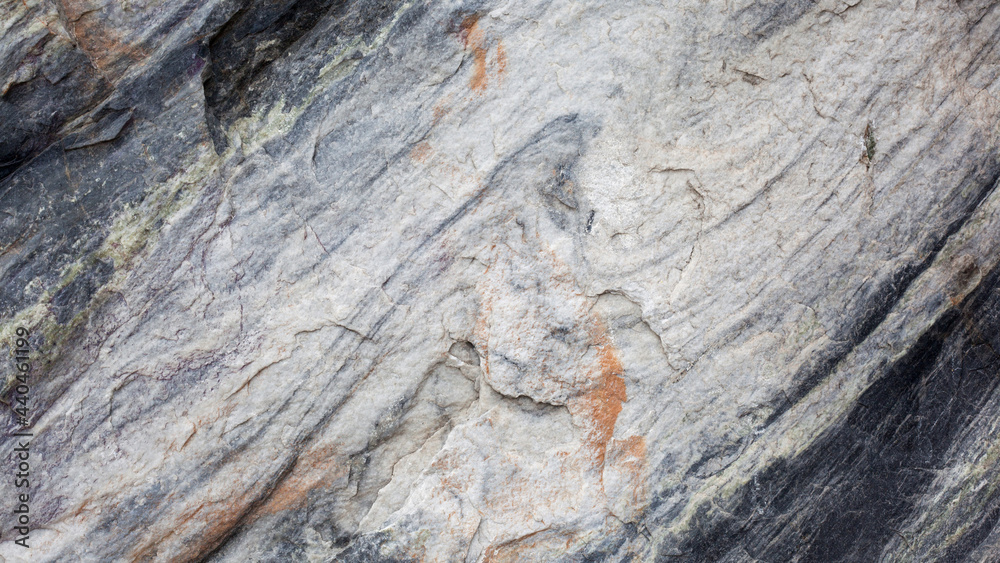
1, 142, 218, 399
227, 0, 417, 154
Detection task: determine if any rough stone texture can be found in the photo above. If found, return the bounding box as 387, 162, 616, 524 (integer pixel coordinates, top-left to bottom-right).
1, 0, 1000, 561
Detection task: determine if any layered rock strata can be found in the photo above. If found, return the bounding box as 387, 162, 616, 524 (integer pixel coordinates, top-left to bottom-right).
1, 0, 1000, 561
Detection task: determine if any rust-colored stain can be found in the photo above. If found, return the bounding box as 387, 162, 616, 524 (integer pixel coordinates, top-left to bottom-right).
460, 15, 489, 92
431, 449, 474, 493
432, 94, 454, 121
256, 444, 345, 516
128, 486, 256, 562
570, 337, 627, 468
474, 244, 631, 471
945, 255, 981, 306
607, 435, 648, 507
457, 14, 506, 94
607, 435, 646, 464
464, 224, 648, 559
127, 442, 347, 561
410, 140, 433, 163
58, 0, 157, 80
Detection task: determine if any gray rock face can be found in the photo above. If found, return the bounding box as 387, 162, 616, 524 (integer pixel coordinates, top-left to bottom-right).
2, 0, 1000, 561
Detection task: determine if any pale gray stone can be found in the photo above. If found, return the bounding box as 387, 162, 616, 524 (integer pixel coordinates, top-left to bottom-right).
1, 0, 1000, 561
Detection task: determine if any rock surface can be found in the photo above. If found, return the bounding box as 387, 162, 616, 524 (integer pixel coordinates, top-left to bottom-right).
2, 0, 1000, 561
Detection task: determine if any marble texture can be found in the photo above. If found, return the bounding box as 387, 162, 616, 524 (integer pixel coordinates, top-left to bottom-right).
1, 0, 1000, 561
